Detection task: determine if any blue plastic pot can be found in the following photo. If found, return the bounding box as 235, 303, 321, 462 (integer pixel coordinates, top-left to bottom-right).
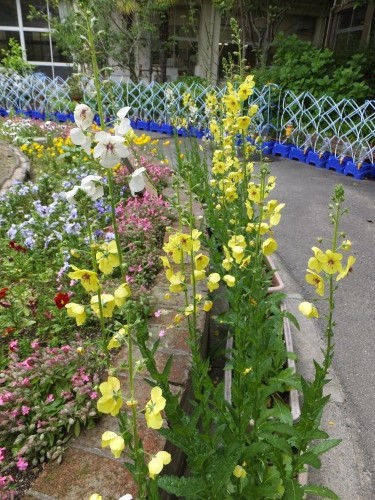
288, 146, 310, 162
137, 120, 150, 131
325, 155, 350, 173
149, 121, 162, 133
160, 123, 174, 135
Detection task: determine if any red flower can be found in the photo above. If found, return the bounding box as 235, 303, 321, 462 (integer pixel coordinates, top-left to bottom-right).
9, 241, 27, 253
0, 287, 8, 299
54, 292, 70, 309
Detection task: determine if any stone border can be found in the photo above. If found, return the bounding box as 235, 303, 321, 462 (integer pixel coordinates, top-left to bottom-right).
0, 141, 31, 195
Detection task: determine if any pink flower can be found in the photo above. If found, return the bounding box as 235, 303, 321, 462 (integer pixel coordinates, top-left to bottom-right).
0, 447, 6, 463
31, 340, 40, 349
61, 345, 71, 353
21, 405, 30, 415
9, 340, 18, 352
154, 310, 161, 318
158, 329, 166, 338
21, 377, 30, 386
45, 394, 54, 403
16, 457, 28, 471
90, 391, 98, 400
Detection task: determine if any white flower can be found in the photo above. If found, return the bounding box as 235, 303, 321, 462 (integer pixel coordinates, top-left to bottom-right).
70, 127, 92, 153
93, 131, 129, 168
65, 185, 80, 205
118, 495, 133, 500
115, 107, 131, 136
129, 167, 146, 196
80, 175, 104, 201
74, 104, 94, 130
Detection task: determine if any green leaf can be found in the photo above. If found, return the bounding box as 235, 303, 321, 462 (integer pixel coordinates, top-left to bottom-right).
74, 419, 80, 437
303, 483, 339, 499
284, 478, 304, 500
158, 475, 206, 497
310, 438, 341, 456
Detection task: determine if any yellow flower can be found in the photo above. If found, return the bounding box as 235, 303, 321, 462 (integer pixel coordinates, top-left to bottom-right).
145, 387, 166, 430
89, 495, 102, 500
101, 431, 125, 459
222, 258, 233, 271
248, 104, 258, 116
233, 465, 247, 478
223, 94, 241, 114
236, 116, 251, 131
65, 303, 86, 326
298, 301, 319, 319
165, 269, 185, 293
114, 283, 131, 307
262, 237, 278, 256
184, 304, 194, 316
321, 250, 343, 275
341, 239, 352, 251
96, 240, 120, 275
195, 254, 209, 271
305, 270, 325, 296
247, 183, 261, 204
107, 327, 128, 350
203, 300, 213, 312
223, 274, 236, 287
207, 273, 221, 292
91, 294, 116, 318
232, 245, 244, 264
238, 83, 252, 101
193, 269, 206, 281
160, 256, 171, 268
68, 266, 100, 292
228, 235, 246, 250
148, 451, 172, 479
265, 200, 285, 226
308, 246, 324, 273
225, 186, 238, 202
336, 255, 356, 281
97, 376, 123, 416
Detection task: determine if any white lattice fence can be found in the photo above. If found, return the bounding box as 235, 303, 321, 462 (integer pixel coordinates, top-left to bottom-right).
0, 74, 374, 162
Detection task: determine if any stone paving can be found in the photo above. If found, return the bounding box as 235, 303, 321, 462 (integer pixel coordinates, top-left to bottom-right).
0, 141, 30, 195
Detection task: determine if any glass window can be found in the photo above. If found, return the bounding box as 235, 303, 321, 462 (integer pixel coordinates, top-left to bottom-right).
52, 38, 72, 63
24, 31, 51, 61
1, 0, 19, 27
33, 65, 73, 78
338, 6, 366, 30
0, 31, 21, 56
21, 0, 56, 28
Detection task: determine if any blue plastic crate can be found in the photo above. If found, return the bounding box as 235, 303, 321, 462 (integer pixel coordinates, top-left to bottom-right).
261, 141, 275, 155
343, 161, 372, 180
0, 108, 8, 117
31, 110, 45, 120
149, 121, 162, 133
325, 155, 349, 173
189, 126, 204, 139
288, 147, 309, 162
177, 127, 188, 137
161, 123, 174, 135
137, 120, 150, 131
305, 151, 330, 168
273, 142, 294, 157
130, 119, 138, 129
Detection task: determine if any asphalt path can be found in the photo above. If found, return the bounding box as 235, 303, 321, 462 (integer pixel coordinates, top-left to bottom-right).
269, 157, 375, 496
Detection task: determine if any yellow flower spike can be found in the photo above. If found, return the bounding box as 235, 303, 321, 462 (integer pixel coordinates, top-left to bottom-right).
207, 273, 221, 292
321, 249, 343, 275
148, 451, 172, 479
97, 376, 123, 416
145, 387, 166, 430
114, 283, 131, 307
101, 431, 125, 458
91, 294, 116, 318
65, 303, 86, 326
203, 300, 213, 312
68, 266, 100, 292
299, 302, 319, 319
223, 275, 236, 287
262, 237, 278, 256
233, 465, 247, 479
194, 253, 209, 271
305, 270, 325, 296
336, 255, 356, 281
